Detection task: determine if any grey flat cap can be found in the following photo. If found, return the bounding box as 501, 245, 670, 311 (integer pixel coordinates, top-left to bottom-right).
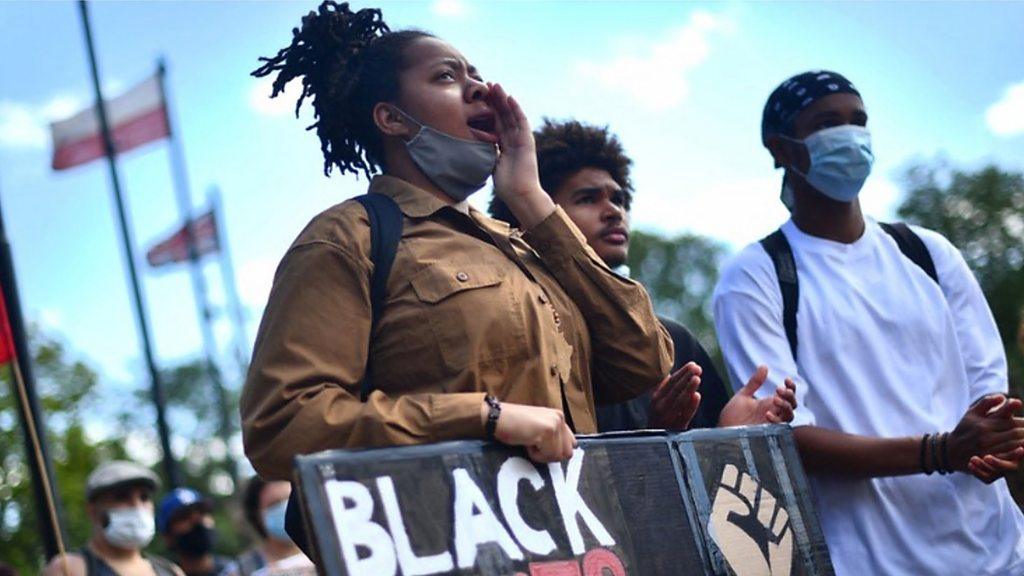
86, 460, 160, 500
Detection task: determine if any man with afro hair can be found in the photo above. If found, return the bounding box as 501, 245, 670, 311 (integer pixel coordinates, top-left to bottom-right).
491, 120, 794, 431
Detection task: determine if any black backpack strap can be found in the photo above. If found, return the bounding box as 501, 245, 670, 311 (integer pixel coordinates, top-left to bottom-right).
879, 222, 938, 284
353, 193, 403, 401
80, 547, 101, 576
760, 229, 800, 361
285, 192, 403, 560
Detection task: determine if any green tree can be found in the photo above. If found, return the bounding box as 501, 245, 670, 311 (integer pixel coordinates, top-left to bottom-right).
627, 229, 728, 362
897, 161, 1024, 502
0, 335, 253, 574
143, 359, 248, 555
0, 331, 128, 574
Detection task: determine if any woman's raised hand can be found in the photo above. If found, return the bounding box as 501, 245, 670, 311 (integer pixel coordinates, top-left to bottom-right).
485, 82, 555, 230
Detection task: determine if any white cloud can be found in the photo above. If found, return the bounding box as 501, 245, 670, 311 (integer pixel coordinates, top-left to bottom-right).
40, 95, 83, 123
574, 10, 729, 112
432, 0, 468, 18
0, 95, 87, 149
0, 101, 48, 148
37, 308, 64, 331
0, 88, 122, 149
632, 175, 787, 249
986, 81, 1024, 137
859, 174, 903, 220
103, 80, 125, 98
248, 76, 304, 117
631, 173, 904, 251
236, 256, 279, 309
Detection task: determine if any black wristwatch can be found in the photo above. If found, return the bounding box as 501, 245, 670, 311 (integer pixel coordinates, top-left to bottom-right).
484, 395, 501, 442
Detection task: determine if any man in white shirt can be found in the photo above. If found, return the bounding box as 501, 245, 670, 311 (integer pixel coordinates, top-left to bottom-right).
712, 70, 1024, 575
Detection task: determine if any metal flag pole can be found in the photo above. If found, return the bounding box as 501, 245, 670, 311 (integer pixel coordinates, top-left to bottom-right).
155, 58, 237, 484
77, 0, 180, 487
207, 185, 250, 375
0, 174, 68, 561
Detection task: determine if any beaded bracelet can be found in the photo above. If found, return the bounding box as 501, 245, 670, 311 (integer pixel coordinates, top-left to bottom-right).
930, 432, 943, 475
920, 433, 932, 475
939, 432, 951, 475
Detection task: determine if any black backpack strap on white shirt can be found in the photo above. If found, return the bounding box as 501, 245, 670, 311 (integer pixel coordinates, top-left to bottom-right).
879, 221, 939, 284
760, 229, 800, 362
761, 221, 939, 364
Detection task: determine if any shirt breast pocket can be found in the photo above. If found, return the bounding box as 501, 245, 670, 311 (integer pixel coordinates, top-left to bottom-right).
410, 261, 528, 372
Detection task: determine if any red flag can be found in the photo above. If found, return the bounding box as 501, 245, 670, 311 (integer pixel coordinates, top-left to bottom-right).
146, 210, 219, 268
0, 284, 16, 365
49, 74, 169, 171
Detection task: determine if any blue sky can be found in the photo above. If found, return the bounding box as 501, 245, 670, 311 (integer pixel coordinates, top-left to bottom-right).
1, 0, 1023, 464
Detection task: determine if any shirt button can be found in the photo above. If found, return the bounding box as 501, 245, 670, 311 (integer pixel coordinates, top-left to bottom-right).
456, 271, 469, 282
550, 364, 559, 377
552, 311, 561, 325
538, 292, 549, 304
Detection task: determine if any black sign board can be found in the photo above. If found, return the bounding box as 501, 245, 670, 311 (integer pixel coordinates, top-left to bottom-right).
293, 425, 833, 576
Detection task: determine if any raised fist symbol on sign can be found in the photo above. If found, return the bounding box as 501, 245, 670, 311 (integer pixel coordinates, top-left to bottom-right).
707, 464, 793, 576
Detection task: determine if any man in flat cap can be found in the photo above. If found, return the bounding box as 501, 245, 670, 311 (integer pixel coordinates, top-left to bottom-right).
43, 460, 183, 576
713, 70, 1024, 575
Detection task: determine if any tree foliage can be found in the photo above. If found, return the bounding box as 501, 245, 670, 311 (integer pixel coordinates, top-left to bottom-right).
0, 332, 128, 574
627, 229, 728, 362
129, 360, 248, 555
1, 335, 250, 574
897, 162, 1024, 394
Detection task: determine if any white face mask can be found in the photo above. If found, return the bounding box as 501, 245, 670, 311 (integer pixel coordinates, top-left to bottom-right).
103, 506, 155, 550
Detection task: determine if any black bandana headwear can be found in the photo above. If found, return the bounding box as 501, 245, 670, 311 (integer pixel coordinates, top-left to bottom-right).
760, 70, 860, 146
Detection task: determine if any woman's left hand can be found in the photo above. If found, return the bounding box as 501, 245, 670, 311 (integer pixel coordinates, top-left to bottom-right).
486, 82, 555, 229
718, 365, 798, 427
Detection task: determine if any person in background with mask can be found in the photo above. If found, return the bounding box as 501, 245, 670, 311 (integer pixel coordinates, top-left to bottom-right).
42, 461, 182, 576
713, 70, 1024, 575
222, 478, 313, 576
489, 119, 797, 431
157, 489, 231, 576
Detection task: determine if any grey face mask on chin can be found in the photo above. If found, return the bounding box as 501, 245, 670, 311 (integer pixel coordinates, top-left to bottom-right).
394, 107, 497, 202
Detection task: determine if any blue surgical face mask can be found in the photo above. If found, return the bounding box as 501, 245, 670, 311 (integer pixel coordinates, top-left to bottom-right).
393, 107, 497, 202
783, 125, 874, 203
780, 175, 796, 212
262, 499, 291, 542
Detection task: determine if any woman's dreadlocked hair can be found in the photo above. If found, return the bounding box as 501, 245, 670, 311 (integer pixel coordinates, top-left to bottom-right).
252, 1, 432, 178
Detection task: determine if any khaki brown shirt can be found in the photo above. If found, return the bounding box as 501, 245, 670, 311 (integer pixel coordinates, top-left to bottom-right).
241, 176, 672, 479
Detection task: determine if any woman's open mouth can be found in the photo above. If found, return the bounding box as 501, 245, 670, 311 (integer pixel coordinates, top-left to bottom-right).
467, 112, 499, 143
